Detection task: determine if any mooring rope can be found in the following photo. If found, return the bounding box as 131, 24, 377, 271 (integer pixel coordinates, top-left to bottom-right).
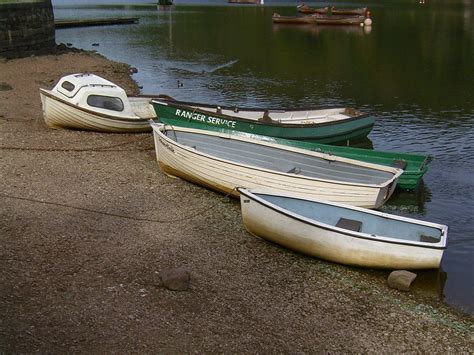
0, 134, 154, 152
0, 189, 236, 224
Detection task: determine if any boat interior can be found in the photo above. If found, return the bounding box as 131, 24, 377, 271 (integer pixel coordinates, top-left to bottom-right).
128, 97, 156, 118
257, 193, 443, 243
163, 129, 395, 185
188, 104, 360, 124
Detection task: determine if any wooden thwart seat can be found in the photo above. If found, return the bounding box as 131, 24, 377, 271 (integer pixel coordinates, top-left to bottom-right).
420, 235, 439, 243
391, 159, 407, 170
287, 167, 301, 174
336, 218, 362, 232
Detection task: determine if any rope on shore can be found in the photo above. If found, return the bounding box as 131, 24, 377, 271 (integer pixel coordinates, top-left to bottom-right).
0, 190, 235, 224
0, 135, 154, 152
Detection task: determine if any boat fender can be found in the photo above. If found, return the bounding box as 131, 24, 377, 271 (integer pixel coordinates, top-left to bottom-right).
364, 10, 372, 26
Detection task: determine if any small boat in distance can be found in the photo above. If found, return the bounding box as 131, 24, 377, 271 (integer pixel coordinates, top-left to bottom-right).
152, 98, 375, 144
151, 123, 402, 208
272, 13, 318, 24
157, 0, 173, 5
331, 6, 368, 15
40, 73, 158, 133
239, 188, 448, 269
312, 13, 366, 26
296, 4, 329, 14
228, 0, 263, 4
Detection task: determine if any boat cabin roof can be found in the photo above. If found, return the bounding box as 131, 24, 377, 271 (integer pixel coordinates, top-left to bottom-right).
51, 73, 138, 118
54, 73, 121, 98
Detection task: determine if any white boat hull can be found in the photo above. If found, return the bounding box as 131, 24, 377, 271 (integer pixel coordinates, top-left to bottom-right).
152, 124, 400, 208
239, 192, 445, 269
40, 90, 152, 133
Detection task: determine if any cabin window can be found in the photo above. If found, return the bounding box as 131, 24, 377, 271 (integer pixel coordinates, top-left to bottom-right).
61, 81, 75, 92
87, 95, 124, 112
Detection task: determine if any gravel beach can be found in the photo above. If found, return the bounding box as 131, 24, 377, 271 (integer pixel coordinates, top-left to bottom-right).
0, 51, 472, 353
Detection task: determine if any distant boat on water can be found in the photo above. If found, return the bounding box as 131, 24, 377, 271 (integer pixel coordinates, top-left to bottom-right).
272, 13, 319, 24
331, 6, 368, 15
311, 14, 366, 26
296, 4, 329, 14
228, 0, 263, 4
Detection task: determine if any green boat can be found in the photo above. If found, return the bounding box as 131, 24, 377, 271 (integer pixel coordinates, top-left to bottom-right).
152, 98, 375, 144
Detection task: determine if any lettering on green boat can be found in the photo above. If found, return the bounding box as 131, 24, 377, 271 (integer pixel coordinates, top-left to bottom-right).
175, 109, 236, 128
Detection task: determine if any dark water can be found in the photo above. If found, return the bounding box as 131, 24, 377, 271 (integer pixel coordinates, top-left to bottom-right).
53, 0, 474, 314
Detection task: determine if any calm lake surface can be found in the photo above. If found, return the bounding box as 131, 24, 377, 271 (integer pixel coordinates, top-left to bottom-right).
53, 0, 473, 314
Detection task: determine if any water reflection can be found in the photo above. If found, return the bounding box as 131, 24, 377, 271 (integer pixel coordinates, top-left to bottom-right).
414, 268, 448, 302
156, 5, 174, 11
382, 181, 432, 215
357, 266, 447, 304
272, 23, 366, 36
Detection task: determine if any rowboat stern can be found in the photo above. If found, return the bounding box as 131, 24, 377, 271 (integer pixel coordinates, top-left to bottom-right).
374, 168, 403, 208
40, 88, 59, 129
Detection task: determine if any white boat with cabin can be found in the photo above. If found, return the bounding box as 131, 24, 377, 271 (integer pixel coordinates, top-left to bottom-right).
40, 73, 157, 133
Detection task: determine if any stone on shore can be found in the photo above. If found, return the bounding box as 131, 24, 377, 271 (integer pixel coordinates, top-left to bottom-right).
0, 82, 13, 91
388, 270, 417, 291
159, 267, 191, 291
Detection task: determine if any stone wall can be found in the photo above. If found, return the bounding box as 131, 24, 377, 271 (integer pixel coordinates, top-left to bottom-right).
0, 0, 56, 59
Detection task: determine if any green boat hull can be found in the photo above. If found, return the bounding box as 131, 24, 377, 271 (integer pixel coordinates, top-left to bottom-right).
152, 100, 374, 144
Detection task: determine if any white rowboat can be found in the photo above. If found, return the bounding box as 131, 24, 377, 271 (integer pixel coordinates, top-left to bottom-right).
239, 189, 448, 269
151, 123, 402, 208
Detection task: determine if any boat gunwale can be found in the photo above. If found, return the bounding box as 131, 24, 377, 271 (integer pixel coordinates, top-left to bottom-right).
238, 188, 448, 250
331, 6, 368, 15
151, 99, 374, 129
40, 88, 155, 123
308, 144, 431, 173
272, 14, 319, 24
312, 14, 366, 25
152, 123, 402, 188
296, 5, 329, 14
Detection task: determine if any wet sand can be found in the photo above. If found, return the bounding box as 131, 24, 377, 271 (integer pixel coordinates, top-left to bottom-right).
0, 51, 472, 352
